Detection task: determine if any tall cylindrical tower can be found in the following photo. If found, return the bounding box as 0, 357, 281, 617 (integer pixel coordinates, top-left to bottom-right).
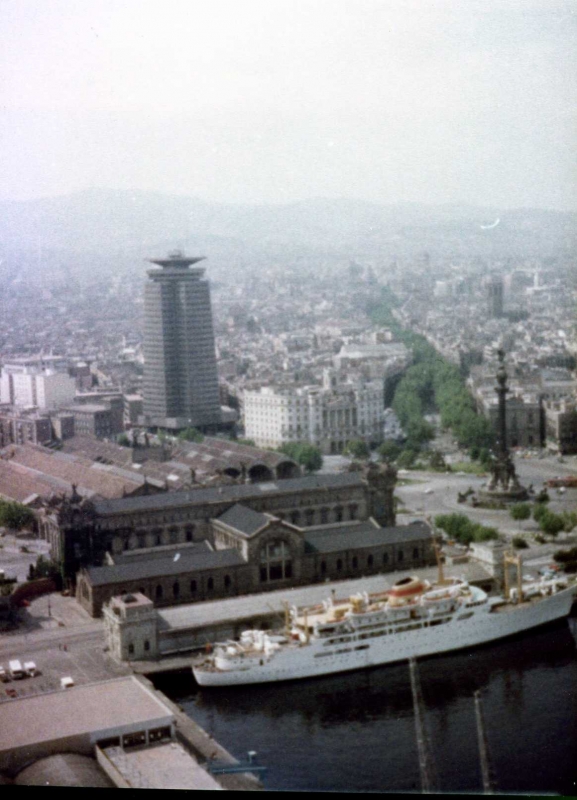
142, 251, 222, 431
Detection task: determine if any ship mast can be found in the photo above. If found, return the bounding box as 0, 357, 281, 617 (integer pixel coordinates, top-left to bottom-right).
503, 551, 523, 600
428, 517, 447, 586
409, 657, 438, 793
474, 690, 497, 793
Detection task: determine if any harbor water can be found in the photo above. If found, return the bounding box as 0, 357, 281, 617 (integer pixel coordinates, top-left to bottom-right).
155, 617, 577, 794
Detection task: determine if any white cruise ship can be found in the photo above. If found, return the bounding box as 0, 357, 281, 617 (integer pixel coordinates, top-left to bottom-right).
193, 568, 576, 687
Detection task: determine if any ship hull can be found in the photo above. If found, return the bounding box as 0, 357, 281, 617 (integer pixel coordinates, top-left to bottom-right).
193, 585, 575, 687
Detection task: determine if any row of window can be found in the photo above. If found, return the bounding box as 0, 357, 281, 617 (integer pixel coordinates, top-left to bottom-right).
121, 526, 195, 550
320, 548, 420, 574
286, 505, 358, 526
120, 574, 234, 602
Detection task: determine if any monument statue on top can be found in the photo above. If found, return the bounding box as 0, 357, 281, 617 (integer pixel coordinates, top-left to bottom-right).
481, 349, 528, 502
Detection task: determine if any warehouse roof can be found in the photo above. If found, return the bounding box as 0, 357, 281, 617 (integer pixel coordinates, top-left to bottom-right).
0, 676, 173, 755
93, 471, 365, 516
0, 444, 144, 499
305, 521, 431, 554
85, 547, 245, 586
215, 504, 272, 536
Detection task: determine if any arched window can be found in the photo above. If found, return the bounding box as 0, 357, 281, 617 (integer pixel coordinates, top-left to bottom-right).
137, 534, 146, 549
290, 511, 301, 526
173, 581, 180, 598
185, 526, 194, 542
320, 508, 329, 525
259, 539, 293, 583
398, 550, 404, 562
207, 577, 214, 591
155, 585, 163, 600
169, 527, 179, 545
349, 504, 358, 520
128, 643, 134, 655
413, 547, 419, 560
383, 552, 389, 565
144, 640, 150, 652
352, 556, 358, 570
139, 587, 146, 596
335, 506, 344, 523
320, 560, 327, 575
367, 554, 374, 568
305, 509, 315, 526
224, 575, 231, 589
336, 559, 343, 572
190, 579, 197, 593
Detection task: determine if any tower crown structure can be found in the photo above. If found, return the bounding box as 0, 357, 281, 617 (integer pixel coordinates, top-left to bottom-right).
142, 251, 222, 431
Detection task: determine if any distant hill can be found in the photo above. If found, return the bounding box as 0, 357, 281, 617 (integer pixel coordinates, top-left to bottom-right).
1, 189, 575, 281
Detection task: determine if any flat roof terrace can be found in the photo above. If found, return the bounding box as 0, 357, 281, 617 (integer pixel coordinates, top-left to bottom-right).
0, 676, 174, 774
102, 741, 222, 790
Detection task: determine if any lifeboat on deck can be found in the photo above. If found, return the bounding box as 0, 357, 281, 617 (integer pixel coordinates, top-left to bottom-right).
388, 576, 426, 606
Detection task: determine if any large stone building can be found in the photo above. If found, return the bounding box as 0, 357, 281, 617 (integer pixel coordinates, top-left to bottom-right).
544, 399, 577, 454
41, 467, 394, 579
141, 251, 222, 432
80, 513, 434, 617
243, 372, 384, 454
32, 465, 431, 615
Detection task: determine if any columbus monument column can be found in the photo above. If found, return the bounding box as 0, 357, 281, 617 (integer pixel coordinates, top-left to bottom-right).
480, 349, 528, 502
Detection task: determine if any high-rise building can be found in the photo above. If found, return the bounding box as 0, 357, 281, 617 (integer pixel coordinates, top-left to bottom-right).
0, 361, 76, 410
487, 276, 504, 318
142, 251, 222, 431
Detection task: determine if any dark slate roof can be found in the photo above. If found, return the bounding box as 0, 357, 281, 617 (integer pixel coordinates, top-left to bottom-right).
93, 472, 365, 516
111, 541, 211, 565
215, 504, 271, 536
305, 521, 431, 554
86, 547, 245, 586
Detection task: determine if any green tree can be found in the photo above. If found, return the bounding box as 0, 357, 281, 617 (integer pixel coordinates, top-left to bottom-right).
510, 503, 531, 522
32, 555, 63, 589
178, 427, 204, 443
533, 503, 549, 523
278, 443, 323, 473
434, 513, 499, 546
428, 450, 448, 471
539, 511, 565, 537
561, 511, 577, 533
397, 449, 417, 469
0, 500, 35, 531
378, 441, 402, 463
344, 440, 371, 460
512, 536, 529, 549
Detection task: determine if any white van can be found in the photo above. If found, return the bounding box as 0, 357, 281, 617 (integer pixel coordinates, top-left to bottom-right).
24, 661, 37, 677
60, 676, 74, 689
8, 660, 24, 679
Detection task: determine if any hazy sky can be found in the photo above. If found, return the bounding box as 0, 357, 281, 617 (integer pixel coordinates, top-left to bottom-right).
2, 0, 576, 209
